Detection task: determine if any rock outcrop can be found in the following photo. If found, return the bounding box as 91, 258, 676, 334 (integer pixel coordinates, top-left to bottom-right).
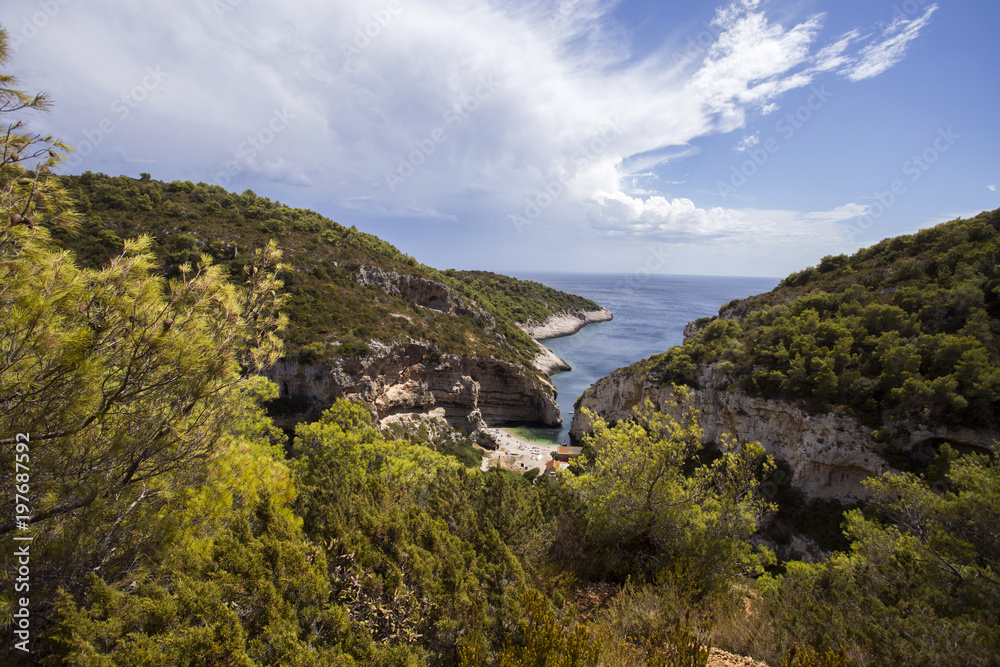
355, 265, 496, 326
267, 342, 560, 448
518, 307, 614, 376
518, 307, 614, 340
267, 269, 614, 444
570, 362, 999, 501
532, 343, 572, 376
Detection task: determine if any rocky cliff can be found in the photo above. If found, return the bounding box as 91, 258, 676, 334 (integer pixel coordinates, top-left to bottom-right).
269, 267, 566, 439
571, 361, 998, 501
265, 268, 614, 444
518, 307, 614, 340
268, 341, 561, 448
356, 265, 495, 325
518, 307, 613, 377
532, 343, 572, 376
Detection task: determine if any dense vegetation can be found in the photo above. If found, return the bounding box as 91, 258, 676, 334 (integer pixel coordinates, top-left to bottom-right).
52, 172, 599, 372
636, 209, 1000, 434
0, 175, 768, 663
448, 270, 601, 328
2, 28, 999, 666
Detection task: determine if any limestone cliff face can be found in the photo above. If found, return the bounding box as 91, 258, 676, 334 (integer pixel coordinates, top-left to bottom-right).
532, 343, 572, 376
570, 363, 998, 502
266, 342, 560, 447
518, 307, 614, 340
519, 307, 614, 376
356, 265, 495, 327
266, 267, 614, 444
570, 367, 882, 500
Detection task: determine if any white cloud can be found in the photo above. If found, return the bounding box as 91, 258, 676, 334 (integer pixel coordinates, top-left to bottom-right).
685, 5, 825, 133
586, 191, 860, 250
0, 0, 937, 271
813, 30, 860, 72
802, 203, 870, 224
735, 132, 760, 152
989, 185, 997, 192
840, 5, 937, 81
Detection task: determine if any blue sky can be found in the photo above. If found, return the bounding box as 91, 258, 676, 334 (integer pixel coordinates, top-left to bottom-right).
2, 0, 997, 277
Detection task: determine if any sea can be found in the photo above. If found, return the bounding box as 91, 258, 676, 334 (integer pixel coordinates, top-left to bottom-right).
505, 273, 780, 445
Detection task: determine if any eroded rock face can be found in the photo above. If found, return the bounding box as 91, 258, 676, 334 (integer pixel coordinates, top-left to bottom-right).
570, 363, 998, 502
532, 343, 572, 376
518, 308, 614, 340
265, 267, 571, 441
355, 266, 494, 326
266, 342, 560, 445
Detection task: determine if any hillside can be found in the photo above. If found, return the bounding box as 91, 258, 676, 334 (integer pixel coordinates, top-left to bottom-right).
663, 209, 1000, 427
53, 172, 609, 433
574, 210, 1000, 468
57, 172, 602, 365
449, 270, 611, 338
570, 210, 1000, 569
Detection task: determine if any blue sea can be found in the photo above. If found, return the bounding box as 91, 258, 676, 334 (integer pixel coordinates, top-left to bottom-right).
508, 273, 780, 444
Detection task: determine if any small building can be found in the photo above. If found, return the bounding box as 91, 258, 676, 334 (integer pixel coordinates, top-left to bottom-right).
552, 445, 583, 463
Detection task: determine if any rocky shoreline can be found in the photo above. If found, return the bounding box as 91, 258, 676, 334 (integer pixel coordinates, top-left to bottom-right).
532, 343, 573, 376
521, 307, 614, 376
518, 307, 614, 340
265, 307, 613, 448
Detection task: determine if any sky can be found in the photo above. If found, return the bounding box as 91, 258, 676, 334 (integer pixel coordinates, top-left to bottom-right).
1, 0, 998, 277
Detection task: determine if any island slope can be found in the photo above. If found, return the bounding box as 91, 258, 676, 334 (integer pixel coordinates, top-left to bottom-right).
55, 173, 610, 442
572, 209, 1000, 501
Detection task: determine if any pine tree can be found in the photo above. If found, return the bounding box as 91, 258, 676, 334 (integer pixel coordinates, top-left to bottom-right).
0, 27, 290, 649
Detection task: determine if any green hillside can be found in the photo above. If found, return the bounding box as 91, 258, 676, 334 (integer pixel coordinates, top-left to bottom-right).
631, 209, 1000, 432
448, 270, 602, 326
54, 172, 600, 370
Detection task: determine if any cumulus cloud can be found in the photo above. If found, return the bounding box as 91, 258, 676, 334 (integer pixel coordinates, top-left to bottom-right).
0, 0, 936, 267
586, 191, 862, 249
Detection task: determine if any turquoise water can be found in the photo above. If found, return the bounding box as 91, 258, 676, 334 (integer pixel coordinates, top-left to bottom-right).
509, 273, 780, 444
502, 425, 562, 446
